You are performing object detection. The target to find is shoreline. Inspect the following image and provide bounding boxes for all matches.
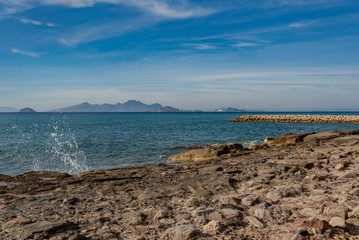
[1,130,359,239]
[231,114,359,124]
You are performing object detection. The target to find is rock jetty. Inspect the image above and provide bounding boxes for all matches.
[231,115,359,124]
[1,130,359,239]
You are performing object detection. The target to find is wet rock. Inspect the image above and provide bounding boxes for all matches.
[329,217,346,228]
[163,225,201,240]
[245,216,265,228]
[228,143,244,152]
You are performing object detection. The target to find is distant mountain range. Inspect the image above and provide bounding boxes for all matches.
[1,100,249,113]
[50,100,163,112]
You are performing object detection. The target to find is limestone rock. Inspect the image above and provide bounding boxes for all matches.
[168,145,230,162]
[191,207,215,217]
[122,211,146,225]
[245,216,265,228]
[163,225,201,240]
[282,233,307,240]
[202,220,222,234]
[298,208,321,217]
[241,194,260,206]
[329,217,346,228]
[266,185,301,201]
[265,132,313,147]
[249,207,272,222]
[323,204,348,219]
[220,208,240,218]
[297,219,330,233]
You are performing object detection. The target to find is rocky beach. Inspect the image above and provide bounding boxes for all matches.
[1,129,359,239]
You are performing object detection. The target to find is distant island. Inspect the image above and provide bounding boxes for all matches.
[19,108,37,113]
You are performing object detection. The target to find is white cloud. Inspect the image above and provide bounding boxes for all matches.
[289,20,317,28]
[11,48,40,57]
[19,17,41,25]
[182,43,216,50]
[231,42,258,47]
[18,17,58,27]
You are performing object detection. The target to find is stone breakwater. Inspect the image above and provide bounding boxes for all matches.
[1,130,359,239]
[231,115,359,124]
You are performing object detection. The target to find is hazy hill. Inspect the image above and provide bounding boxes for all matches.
[19,108,37,113]
[0,107,18,112]
[51,100,163,112]
[214,107,247,112]
[145,106,201,112]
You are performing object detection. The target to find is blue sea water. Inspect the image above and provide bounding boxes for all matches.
[0,112,358,176]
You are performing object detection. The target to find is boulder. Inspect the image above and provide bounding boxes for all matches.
[168,145,230,162]
[265,132,313,147]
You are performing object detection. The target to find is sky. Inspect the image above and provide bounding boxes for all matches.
[0,0,359,111]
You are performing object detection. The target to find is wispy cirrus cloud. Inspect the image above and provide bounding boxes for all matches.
[231,42,259,47]
[18,17,57,27]
[1,0,216,19]
[289,20,317,28]
[182,43,216,50]
[11,48,42,57]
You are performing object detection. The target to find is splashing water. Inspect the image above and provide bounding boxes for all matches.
[9,114,89,175]
[44,124,88,175]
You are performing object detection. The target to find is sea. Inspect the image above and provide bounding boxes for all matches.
[1,112,358,176]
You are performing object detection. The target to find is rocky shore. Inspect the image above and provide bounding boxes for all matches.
[1,130,359,239]
[230,115,359,124]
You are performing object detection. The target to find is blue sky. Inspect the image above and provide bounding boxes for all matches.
[0,0,359,111]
